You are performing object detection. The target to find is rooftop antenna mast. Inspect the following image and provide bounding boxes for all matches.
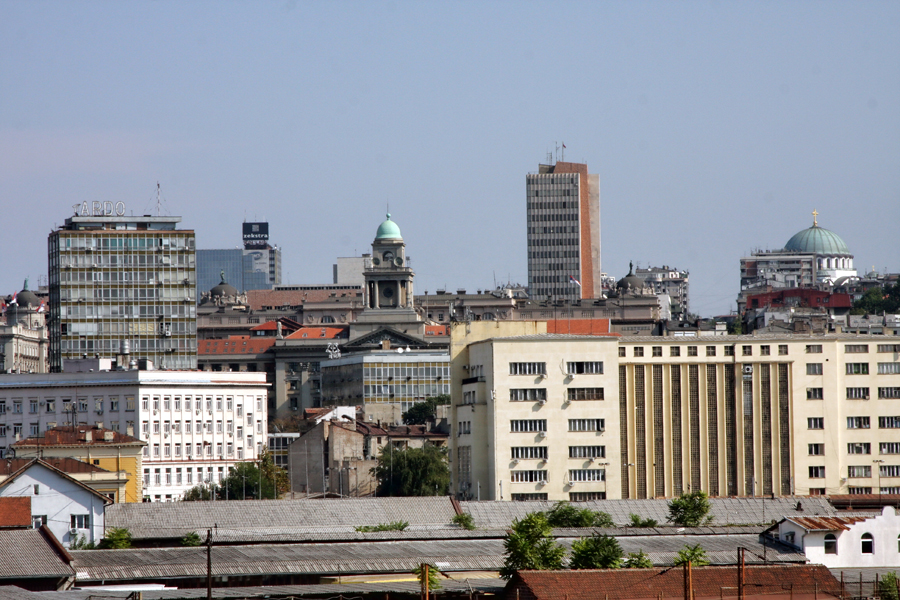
[156,182,161,216]
[560,141,565,162]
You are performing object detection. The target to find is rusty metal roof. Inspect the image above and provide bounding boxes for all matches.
[783,515,871,532]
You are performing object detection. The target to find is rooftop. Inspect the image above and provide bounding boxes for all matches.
[0,528,74,580]
[12,425,144,448]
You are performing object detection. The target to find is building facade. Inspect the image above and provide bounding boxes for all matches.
[526,161,601,302]
[0,368,268,501]
[47,207,197,371]
[196,221,282,295]
[634,265,690,321]
[449,325,900,501]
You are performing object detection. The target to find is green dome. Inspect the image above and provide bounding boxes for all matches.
[784,225,850,255]
[375,213,402,240]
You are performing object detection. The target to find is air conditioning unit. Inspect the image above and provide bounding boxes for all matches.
[599,428,605,434]
[589,457,596,463]
[539,480,548,486]
[567,373,576,380]
[743,365,753,374]
[96,410,103,415]
[538,399,547,405]
[70,528,78,535]
[512,458,520,465]
[539,373,547,380]
[539,431,547,438]
[195,410,201,415]
[153,410,158,415]
[164,433,169,438]
[163,329,172,337]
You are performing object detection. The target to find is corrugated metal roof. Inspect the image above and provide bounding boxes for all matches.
[0,529,74,580]
[784,515,870,532]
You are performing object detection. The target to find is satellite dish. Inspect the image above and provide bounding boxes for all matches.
[396,347,404,354]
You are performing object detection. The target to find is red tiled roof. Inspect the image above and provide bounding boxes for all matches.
[546,318,615,336]
[247,289,360,310]
[284,326,348,340]
[0,497,31,528]
[425,324,449,336]
[250,321,280,331]
[199,336,276,355]
[784,515,871,532]
[12,425,143,448]
[507,564,841,600]
[0,457,109,476]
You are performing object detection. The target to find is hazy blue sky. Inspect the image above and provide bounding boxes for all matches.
[1,1,898,315]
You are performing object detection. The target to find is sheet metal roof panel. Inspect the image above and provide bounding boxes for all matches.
[0,529,74,579]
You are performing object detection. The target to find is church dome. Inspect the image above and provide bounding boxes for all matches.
[210,272,239,298]
[14,280,40,310]
[616,263,647,295]
[784,222,850,256]
[375,213,402,240]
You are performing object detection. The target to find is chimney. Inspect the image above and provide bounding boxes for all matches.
[103,431,114,442]
[381,339,391,350]
[82,430,92,443]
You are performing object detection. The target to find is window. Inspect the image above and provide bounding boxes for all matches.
[742,345,752,356]
[33,484,40,495]
[809,466,825,478]
[216,420,223,433]
[861,533,874,554]
[724,346,735,356]
[509,388,547,402]
[687,346,698,357]
[779,345,788,356]
[846,344,869,353]
[847,443,870,455]
[511,420,546,432]
[807,388,824,400]
[847,417,870,429]
[569,469,606,482]
[633,347,644,357]
[567,388,604,401]
[174,397,181,410]
[846,363,869,375]
[808,444,824,456]
[806,363,823,375]
[880,442,900,455]
[670,347,681,357]
[153,422,160,434]
[185,444,192,456]
[153,444,159,457]
[879,416,900,428]
[187,468,193,484]
[808,417,824,429]
[706,346,716,357]
[110,399,118,411]
[165,468,172,485]
[29,400,37,414]
[824,534,837,554]
[878,362,900,374]
[216,398,223,411]
[569,446,605,459]
[880,465,900,478]
[512,493,548,501]
[846,387,870,400]
[163,397,170,410]
[809,488,826,496]
[566,361,603,375]
[849,486,872,495]
[806,344,823,354]
[848,466,871,478]
[71,514,90,530]
[143,469,150,487]
[511,446,548,460]
[877,344,900,353]
[568,419,605,432]
[509,362,546,376]
[760,345,770,356]
[510,470,547,483]
[618,347,626,357]
[32,515,47,528]
[652,347,663,357]
[216,443,223,456]
[879,387,900,399]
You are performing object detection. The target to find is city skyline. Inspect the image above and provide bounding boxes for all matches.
[1,2,898,315]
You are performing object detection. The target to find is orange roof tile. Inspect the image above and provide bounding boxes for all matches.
[0,497,31,528]
[247,289,360,310]
[284,326,348,340]
[0,457,110,476]
[546,318,615,336]
[13,425,143,448]
[199,336,276,355]
[425,324,450,336]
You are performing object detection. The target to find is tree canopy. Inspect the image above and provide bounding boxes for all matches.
[673,544,710,566]
[402,395,451,425]
[667,491,712,527]
[371,443,450,496]
[500,512,565,579]
[545,501,614,528]
[850,283,900,315]
[570,534,623,569]
[624,550,654,569]
[182,448,289,501]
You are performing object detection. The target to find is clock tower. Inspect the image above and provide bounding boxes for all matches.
[364,213,415,310]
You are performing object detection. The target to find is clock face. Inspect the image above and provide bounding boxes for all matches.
[372,257,380,265]
[394,257,403,266]
[383,287,394,298]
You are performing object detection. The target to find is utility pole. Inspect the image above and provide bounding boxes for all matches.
[738,547,745,600]
[206,529,212,600]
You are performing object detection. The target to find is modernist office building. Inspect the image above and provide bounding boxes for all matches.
[526,161,601,302]
[47,206,197,371]
[449,322,900,502]
[196,221,282,295]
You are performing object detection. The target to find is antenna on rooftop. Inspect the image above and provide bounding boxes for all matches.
[156,182,161,216]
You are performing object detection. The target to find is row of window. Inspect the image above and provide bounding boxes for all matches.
[0,395,263,416]
[508,387,605,401]
[619,343,900,358]
[510,446,606,460]
[510,492,608,502]
[509,362,604,376]
[809,464,900,478]
[810,442,900,457]
[509,469,606,483]
[141,418,261,435]
[144,465,222,487]
[808,416,900,429]
[144,441,259,458]
[509,419,605,432]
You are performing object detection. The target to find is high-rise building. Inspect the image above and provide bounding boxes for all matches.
[196,221,282,295]
[526,161,601,302]
[48,205,197,371]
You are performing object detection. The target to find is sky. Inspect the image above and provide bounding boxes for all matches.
[1,1,898,316]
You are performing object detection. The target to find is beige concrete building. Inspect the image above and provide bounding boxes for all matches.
[449,328,900,501]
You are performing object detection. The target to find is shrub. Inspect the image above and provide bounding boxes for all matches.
[570,534,623,569]
[452,513,476,530]
[355,521,409,532]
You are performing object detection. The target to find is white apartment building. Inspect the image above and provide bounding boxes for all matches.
[0,367,268,501]
[450,326,900,501]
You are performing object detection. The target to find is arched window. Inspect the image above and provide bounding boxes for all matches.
[321,316,335,324]
[824,533,837,554]
[861,533,874,554]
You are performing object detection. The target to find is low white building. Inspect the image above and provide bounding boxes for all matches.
[773,506,900,568]
[0,365,268,501]
[0,459,109,547]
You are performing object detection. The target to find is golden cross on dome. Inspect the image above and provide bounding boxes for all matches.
[812,209,818,226]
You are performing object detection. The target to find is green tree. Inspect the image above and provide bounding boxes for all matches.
[570,534,624,569]
[452,513,476,530]
[546,502,614,528]
[628,514,658,527]
[372,443,450,496]
[500,512,565,579]
[851,283,900,316]
[355,521,409,532]
[878,572,899,600]
[181,531,202,546]
[402,395,451,425]
[97,527,132,549]
[413,563,442,591]
[667,491,712,527]
[673,544,710,567]
[69,534,96,550]
[624,550,654,569]
[182,483,215,501]
[183,449,290,501]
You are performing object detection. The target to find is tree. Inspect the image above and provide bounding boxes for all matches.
[182,483,215,501]
[182,448,290,501]
[851,283,900,316]
[628,514,658,527]
[69,534,95,550]
[452,513,476,530]
[372,443,450,496]
[402,395,451,425]
[355,521,408,532]
[546,502,614,528]
[413,563,442,591]
[97,527,132,549]
[878,572,899,600]
[624,550,654,569]
[673,544,710,567]
[667,491,712,527]
[181,531,202,546]
[570,534,623,569]
[500,512,565,579]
